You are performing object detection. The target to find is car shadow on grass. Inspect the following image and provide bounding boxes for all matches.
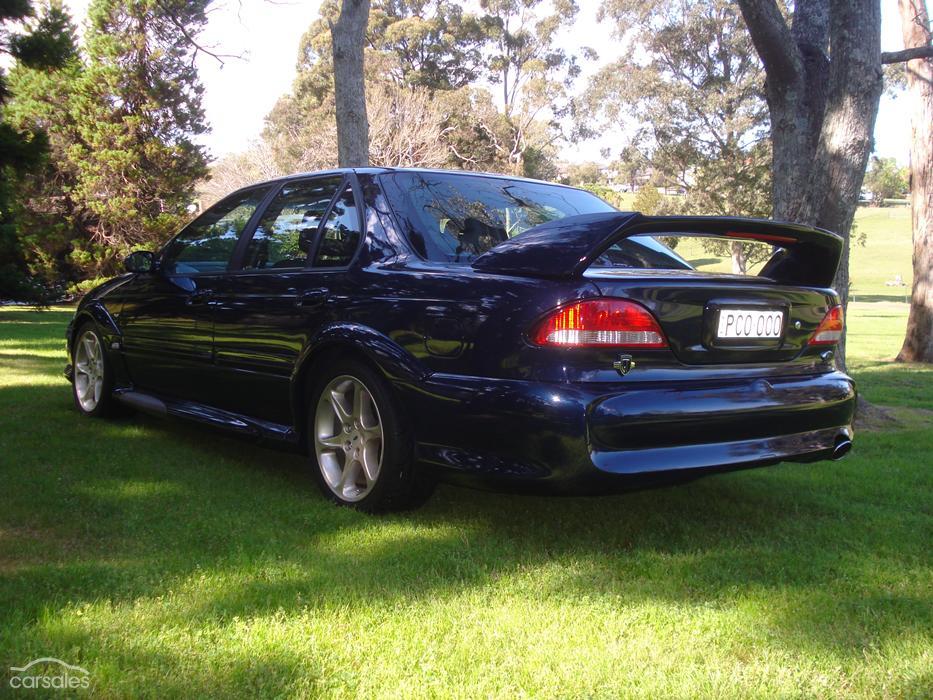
[1,380,931,677]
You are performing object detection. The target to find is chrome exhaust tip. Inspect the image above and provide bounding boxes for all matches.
[831,438,852,461]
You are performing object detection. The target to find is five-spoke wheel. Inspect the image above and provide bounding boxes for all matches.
[314,375,384,502]
[308,361,434,512]
[73,327,108,414]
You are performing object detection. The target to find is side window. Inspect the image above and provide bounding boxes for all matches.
[314,183,362,267]
[162,188,267,275]
[243,177,343,270]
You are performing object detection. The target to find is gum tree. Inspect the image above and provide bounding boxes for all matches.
[331,0,371,167]
[737,0,928,367]
[896,0,933,363]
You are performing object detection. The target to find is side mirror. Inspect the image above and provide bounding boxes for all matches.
[124,250,156,274]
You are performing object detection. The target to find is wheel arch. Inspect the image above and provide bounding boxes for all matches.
[69,302,122,356]
[290,322,429,444]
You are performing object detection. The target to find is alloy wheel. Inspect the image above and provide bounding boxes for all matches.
[314,375,384,502]
[74,330,105,412]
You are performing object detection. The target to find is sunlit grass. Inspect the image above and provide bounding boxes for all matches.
[1,300,931,697]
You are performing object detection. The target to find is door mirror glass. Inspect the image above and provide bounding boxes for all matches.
[124,250,155,273]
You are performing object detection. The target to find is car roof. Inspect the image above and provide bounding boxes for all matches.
[244,166,583,191]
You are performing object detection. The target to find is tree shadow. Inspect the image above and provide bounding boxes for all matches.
[848,293,911,303]
[1,375,931,689]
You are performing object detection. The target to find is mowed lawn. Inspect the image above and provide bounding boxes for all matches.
[1,210,931,697]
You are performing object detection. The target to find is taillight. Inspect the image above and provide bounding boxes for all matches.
[531,299,668,348]
[808,305,844,345]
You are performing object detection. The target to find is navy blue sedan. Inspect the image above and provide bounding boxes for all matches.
[65,168,856,511]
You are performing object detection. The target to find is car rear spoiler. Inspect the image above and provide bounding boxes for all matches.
[470,212,844,288]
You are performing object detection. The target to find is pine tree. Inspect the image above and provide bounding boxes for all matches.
[67,0,210,257]
[0,0,77,299]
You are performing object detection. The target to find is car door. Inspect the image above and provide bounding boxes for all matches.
[118,186,270,404]
[209,175,364,424]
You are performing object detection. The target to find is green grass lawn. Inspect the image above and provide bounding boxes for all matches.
[2,259,931,695]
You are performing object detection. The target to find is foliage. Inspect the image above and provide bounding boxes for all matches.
[370,0,490,91]
[262,0,582,180]
[477,0,588,171]
[579,183,624,208]
[266,77,450,175]
[0,0,77,301]
[64,274,110,299]
[68,0,210,255]
[6,54,84,286]
[632,185,662,215]
[6,0,211,285]
[587,0,771,272]
[864,156,909,205]
[611,146,650,191]
[589,0,769,193]
[198,141,284,209]
[265,0,456,173]
[0,262,63,307]
[561,161,603,186]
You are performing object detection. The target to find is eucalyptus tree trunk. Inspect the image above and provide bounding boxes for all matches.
[731,241,748,275]
[331,0,370,167]
[738,0,885,369]
[896,0,933,363]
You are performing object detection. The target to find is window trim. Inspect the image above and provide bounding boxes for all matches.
[227,172,367,275]
[306,174,366,270]
[158,184,274,278]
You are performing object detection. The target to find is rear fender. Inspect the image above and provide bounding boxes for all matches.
[290,322,430,433]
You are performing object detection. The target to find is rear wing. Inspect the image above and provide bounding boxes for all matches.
[471,212,843,288]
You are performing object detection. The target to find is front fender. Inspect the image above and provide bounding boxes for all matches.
[68,301,122,354]
[66,296,131,388]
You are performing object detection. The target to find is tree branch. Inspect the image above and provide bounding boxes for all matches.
[881,45,933,63]
[156,0,243,67]
[737,0,802,87]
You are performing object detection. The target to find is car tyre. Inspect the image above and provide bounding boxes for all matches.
[71,322,119,418]
[308,360,434,512]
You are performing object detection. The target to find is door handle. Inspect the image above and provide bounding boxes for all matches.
[185,290,212,306]
[295,288,330,308]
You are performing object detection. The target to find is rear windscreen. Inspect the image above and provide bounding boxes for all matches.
[589,234,781,276]
[591,236,693,270]
[381,171,616,262]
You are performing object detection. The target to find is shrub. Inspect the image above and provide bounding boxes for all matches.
[0,263,63,309]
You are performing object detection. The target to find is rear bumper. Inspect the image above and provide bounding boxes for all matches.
[399,370,856,491]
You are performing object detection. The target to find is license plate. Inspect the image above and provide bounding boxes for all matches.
[716,309,784,340]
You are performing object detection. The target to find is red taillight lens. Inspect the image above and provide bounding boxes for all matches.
[531,299,668,348]
[808,305,844,345]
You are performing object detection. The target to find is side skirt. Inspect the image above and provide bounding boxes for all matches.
[113,389,301,447]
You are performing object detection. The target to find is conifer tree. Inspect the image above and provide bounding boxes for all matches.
[68,0,210,253]
[0,0,76,298]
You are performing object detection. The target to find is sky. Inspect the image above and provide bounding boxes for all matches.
[63,0,911,166]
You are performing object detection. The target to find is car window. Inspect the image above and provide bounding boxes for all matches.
[313,183,362,267]
[243,176,344,270]
[162,187,268,275]
[381,171,617,262]
[591,236,693,270]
